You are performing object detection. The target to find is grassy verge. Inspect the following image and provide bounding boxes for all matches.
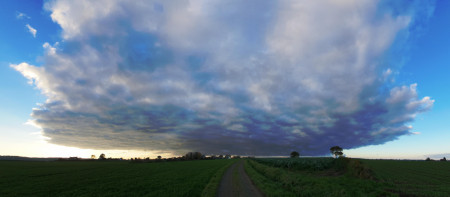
[244,160,296,196]
[245,159,394,197]
[201,159,237,197]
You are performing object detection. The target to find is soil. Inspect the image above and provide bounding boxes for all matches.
[217,160,264,197]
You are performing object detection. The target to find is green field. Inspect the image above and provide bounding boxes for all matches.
[250,157,335,171]
[362,159,450,196]
[1,158,449,197]
[0,159,236,197]
[245,158,450,197]
[245,158,391,196]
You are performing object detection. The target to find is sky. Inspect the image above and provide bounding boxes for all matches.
[0,0,448,159]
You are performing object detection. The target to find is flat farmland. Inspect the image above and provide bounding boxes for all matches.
[0,159,236,197]
[362,159,450,196]
[245,158,450,196]
[245,158,391,196]
[2,158,449,196]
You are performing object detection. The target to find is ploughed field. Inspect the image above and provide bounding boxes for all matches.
[245,157,450,196]
[0,159,235,196]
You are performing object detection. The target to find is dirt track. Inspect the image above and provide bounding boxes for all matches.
[217,160,263,197]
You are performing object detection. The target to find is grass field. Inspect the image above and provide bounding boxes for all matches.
[362,159,450,196]
[0,159,236,197]
[245,158,450,197]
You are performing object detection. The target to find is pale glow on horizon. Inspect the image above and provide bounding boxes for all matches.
[0,124,173,159]
[0,139,174,159]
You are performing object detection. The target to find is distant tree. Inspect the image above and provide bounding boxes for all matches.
[98,153,106,160]
[440,157,447,161]
[185,152,193,160]
[290,151,300,158]
[185,152,203,160]
[91,155,96,159]
[157,156,162,159]
[425,157,432,161]
[193,152,202,160]
[330,146,343,158]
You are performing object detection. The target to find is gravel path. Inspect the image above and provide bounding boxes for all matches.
[217,160,263,197]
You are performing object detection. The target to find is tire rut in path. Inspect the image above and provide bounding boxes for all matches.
[217,160,263,197]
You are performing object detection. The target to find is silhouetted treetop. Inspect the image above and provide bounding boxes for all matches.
[290,151,300,158]
[330,146,343,158]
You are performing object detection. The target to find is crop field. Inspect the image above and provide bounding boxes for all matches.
[245,158,390,196]
[246,158,450,197]
[362,159,450,196]
[252,157,335,171]
[2,158,449,197]
[0,159,236,197]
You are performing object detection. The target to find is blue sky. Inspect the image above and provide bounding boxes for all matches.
[0,0,448,159]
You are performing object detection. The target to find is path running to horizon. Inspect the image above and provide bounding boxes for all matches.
[217,160,263,197]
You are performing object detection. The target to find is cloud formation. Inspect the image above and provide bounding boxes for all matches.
[13,0,434,155]
[16,11,30,19]
[25,24,37,37]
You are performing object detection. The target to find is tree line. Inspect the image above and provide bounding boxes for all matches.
[88,152,242,163]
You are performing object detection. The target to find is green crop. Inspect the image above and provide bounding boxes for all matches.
[253,157,335,171]
[246,158,450,196]
[245,159,392,197]
[362,159,450,196]
[0,159,236,197]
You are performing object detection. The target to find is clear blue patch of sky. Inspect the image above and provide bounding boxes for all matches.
[393,0,450,152]
[0,0,59,125]
[399,0,450,100]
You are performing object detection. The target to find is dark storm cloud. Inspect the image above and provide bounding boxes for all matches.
[12,0,434,155]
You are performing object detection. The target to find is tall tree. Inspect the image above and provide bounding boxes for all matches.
[330,146,343,158]
[290,151,300,158]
